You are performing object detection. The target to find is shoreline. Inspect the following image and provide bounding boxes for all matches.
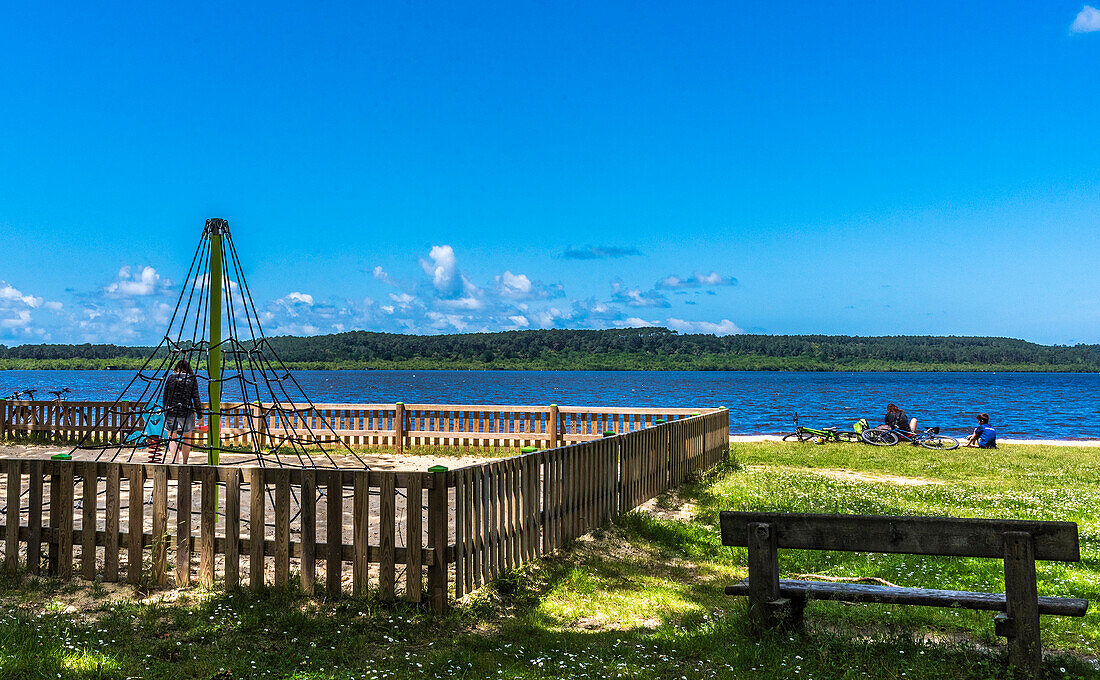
[729,435,1100,447]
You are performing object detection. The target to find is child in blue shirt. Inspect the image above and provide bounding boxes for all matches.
[964,413,997,449]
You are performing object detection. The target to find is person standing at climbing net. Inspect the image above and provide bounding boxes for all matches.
[163,359,203,464]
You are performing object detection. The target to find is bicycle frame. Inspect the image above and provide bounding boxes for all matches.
[889,428,937,443]
[787,413,859,443]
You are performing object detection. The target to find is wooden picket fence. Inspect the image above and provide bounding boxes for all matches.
[0,409,729,612]
[0,400,718,450]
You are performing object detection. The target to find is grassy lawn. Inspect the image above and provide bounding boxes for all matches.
[0,442,1097,679]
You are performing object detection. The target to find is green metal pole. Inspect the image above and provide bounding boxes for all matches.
[207,219,224,466]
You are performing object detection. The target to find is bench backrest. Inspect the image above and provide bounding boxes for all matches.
[720,512,1080,562]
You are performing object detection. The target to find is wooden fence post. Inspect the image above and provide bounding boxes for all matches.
[225,468,241,590]
[395,402,406,454]
[5,460,20,571]
[27,461,43,575]
[427,468,450,614]
[249,468,266,590]
[127,465,145,585]
[0,400,9,439]
[249,402,266,452]
[47,466,60,575]
[300,470,316,595]
[57,462,74,579]
[175,466,191,586]
[325,470,343,599]
[151,465,168,586]
[549,404,559,448]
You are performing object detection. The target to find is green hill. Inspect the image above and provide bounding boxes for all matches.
[1,328,1098,371]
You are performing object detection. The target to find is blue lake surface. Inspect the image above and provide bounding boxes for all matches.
[1,370,1096,440]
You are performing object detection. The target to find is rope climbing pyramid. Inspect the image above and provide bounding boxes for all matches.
[73,218,372,470]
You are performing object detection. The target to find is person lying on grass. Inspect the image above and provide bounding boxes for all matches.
[964,413,997,448]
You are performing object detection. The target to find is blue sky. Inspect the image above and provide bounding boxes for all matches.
[1,2,1098,346]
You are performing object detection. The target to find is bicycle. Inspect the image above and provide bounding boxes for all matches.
[47,388,73,441]
[861,426,959,449]
[5,389,46,441]
[782,413,862,444]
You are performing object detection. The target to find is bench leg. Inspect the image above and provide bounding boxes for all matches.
[1003,531,1041,678]
[747,522,803,629]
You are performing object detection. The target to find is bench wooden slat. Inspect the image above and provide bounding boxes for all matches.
[725,579,1088,617]
[720,512,1080,562]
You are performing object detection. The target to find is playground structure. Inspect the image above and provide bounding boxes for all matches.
[52,218,372,470]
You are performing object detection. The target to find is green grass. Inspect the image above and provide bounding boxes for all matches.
[0,442,1097,679]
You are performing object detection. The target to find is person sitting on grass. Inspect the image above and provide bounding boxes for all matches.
[885,403,918,433]
[965,413,997,448]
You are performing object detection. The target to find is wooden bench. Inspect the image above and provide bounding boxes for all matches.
[720,512,1088,677]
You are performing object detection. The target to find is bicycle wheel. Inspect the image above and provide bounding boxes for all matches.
[920,434,959,450]
[861,429,899,446]
[838,431,862,443]
[782,431,817,443]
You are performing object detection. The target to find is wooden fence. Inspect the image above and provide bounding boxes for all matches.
[0,400,721,450]
[0,409,729,612]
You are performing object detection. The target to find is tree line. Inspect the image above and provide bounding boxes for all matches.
[1,328,1098,371]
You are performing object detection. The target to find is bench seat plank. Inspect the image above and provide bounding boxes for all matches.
[725,579,1088,617]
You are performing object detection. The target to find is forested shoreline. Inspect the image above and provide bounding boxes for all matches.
[1,328,1097,372]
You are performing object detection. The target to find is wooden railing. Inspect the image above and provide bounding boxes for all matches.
[0,400,722,450]
[0,409,730,612]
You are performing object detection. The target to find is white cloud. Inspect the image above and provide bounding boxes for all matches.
[0,309,32,329]
[610,281,670,308]
[105,266,169,296]
[420,245,459,293]
[1,246,753,342]
[1072,5,1100,32]
[497,271,533,297]
[0,281,67,340]
[191,273,239,294]
[426,311,468,331]
[657,271,738,289]
[560,245,642,260]
[666,318,743,336]
[0,282,43,308]
[283,292,314,305]
[440,296,484,310]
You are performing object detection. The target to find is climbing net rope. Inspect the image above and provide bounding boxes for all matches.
[69,219,373,471]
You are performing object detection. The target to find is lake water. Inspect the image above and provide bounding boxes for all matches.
[1,370,1096,440]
